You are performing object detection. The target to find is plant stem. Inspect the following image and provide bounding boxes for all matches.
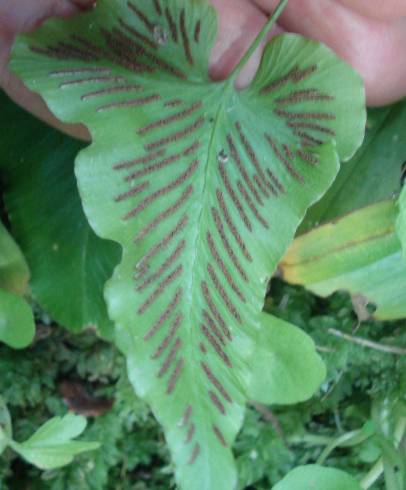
[316,428,373,465]
[360,417,406,489]
[228,0,288,84]
[0,426,9,457]
[361,460,384,490]
[328,328,406,355]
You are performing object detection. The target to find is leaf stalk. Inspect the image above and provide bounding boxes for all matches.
[228,0,289,84]
[360,417,406,489]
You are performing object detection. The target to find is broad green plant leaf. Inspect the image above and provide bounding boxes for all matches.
[8,413,100,470]
[282,201,406,320]
[248,313,326,405]
[0,220,35,348]
[397,186,406,259]
[273,465,362,490]
[0,91,121,338]
[0,288,35,348]
[10,0,365,487]
[302,100,406,232]
[0,219,29,295]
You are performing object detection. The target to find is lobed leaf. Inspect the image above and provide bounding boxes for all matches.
[282,200,406,320]
[10,0,365,487]
[0,91,121,338]
[9,413,100,470]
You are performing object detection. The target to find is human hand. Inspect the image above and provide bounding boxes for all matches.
[211,0,406,105]
[0,0,95,139]
[1,0,406,140]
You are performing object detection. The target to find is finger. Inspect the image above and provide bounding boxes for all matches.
[3,0,267,140]
[337,0,406,22]
[0,0,95,140]
[1,70,91,140]
[250,0,406,105]
[209,0,282,87]
[0,1,84,35]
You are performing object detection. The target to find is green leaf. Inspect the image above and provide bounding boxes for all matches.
[248,313,326,405]
[302,100,406,232]
[273,465,362,490]
[10,0,365,487]
[282,200,406,320]
[9,413,100,470]
[0,219,29,295]
[0,398,12,456]
[0,288,35,349]
[316,422,377,465]
[380,435,405,490]
[284,100,406,320]
[0,220,35,348]
[0,91,121,338]
[397,186,406,260]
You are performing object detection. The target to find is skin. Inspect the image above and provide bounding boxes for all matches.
[0,0,405,141]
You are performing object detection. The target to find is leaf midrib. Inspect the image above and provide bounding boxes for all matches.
[185,79,231,432]
[284,225,396,269]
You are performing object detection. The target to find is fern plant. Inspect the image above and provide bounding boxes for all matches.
[6,0,370,487]
[0,404,99,471]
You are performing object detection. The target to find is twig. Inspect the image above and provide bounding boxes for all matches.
[328,328,406,355]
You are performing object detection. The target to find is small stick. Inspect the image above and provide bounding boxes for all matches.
[328,328,406,355]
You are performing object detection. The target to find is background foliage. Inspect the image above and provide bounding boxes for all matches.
[0,279,405,489]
